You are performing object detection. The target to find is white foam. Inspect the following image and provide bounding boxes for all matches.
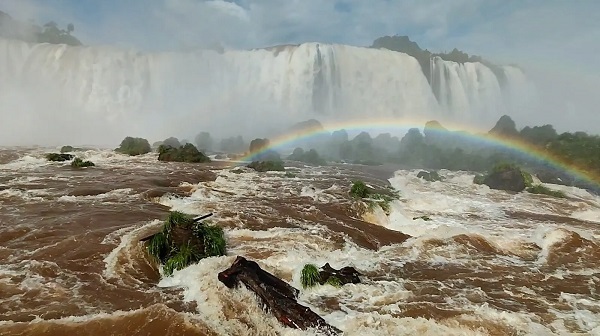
[571,208,600,223]
[58,188,136,203]
[0,155,48,170]
[102,220,161,280]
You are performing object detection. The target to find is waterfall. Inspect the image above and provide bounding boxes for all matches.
[0,38,532,145]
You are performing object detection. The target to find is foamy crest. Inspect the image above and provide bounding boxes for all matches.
[102,220,161,281]
[0,154,48,170]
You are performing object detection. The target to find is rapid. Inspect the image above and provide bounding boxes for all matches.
[1,148,599,335]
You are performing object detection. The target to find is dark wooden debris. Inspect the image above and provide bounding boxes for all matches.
[218,256,341,335]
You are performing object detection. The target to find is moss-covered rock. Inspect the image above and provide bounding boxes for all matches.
[481,163,533,192]
[413,215,431,221]
[158,144,211,163]
[301,263,361,289]
[473,175,486,185]
[417,170,442,182]
[247,160,285,172]
[162,137,182,149]
[115,137,151,156]
[526,184,566,198]
[46,153,74,162]
[60,145,83,153]
[71,157,95,168]
[145,211,226,276]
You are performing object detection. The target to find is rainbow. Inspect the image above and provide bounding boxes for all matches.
[235,118,600,187]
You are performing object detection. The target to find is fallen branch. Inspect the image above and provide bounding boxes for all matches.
[219,256,341,334]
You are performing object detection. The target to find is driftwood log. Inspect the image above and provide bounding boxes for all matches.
[218,256,341,335]
[318,263,361,285]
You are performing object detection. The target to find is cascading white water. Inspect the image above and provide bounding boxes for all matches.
[0,38,532,145]
[431,56,531,127]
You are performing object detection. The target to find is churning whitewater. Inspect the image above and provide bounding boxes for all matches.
[0,148,599,335]
[0,38,532,145]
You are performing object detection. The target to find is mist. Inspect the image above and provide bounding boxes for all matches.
[0,0,598,147]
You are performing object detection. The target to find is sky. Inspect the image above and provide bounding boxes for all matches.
[1,0,599,136]
[2,0,598,68]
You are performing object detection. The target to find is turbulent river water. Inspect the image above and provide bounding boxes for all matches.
[1,148,599,336]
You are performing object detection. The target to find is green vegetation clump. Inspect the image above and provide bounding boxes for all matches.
[526,184,566,198]
[163,242,203,276]
[301,264,320,289]
[196,225,227,257]
[115,137,151,156]
[325,276,343,288]
[413,215,431,221]
[46,153,74,162]
[491,162,518,173]
[71,157,95,168]
[522,171,534,188]
[350,181,369,198]
[158,144,211,163]
[146,211,226,276]
[247,160,285,172]
[351,180,400,214]
[368,193,397,215]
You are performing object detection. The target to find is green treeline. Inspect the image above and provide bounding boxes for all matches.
[0,10,82,46]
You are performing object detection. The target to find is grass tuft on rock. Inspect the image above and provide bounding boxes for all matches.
[526,184,566,198]
[163,243,203,276]
[198,225,226,257]
[145,211,227,277]
[147,231,169,262]
[301,264,320,289]
[325,276,343,288]
[349,180,369,198]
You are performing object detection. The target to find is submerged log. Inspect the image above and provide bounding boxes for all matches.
[219,256,341,335]
[318,263,361,286]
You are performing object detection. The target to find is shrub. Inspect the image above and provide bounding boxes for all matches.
[350,180,369,198]
[325,276,343,288]
[146,211,226,276]
[369,193,396,214]
[300,264,320,289]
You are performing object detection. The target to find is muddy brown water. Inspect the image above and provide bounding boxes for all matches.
[1,148,599,335]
